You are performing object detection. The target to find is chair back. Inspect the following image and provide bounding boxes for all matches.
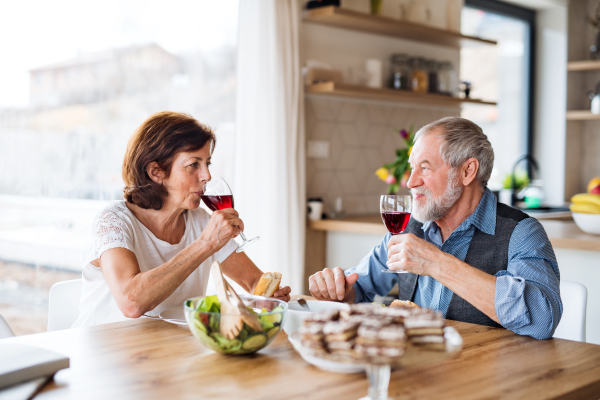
[0,314,15,339]
[48,279,82,332]
[554,280,587,342]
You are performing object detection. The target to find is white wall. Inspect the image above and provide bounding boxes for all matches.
[326,231,384,270]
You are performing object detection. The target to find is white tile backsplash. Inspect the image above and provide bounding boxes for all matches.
[305,96,459,215]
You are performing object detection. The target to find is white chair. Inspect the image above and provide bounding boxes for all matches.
[47,279,82,332]
[553,280,587,342]
[0,313,15,339]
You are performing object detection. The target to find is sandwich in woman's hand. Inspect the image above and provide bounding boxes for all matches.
[253,272,282,297]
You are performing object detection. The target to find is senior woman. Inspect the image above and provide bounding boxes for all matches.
[72,111,290,327]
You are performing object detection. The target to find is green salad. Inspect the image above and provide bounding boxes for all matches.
[186,296,284,355]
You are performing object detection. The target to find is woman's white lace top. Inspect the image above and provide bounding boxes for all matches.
[72,201,238,328]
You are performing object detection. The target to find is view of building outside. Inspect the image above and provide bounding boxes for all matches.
[461,6,530,189]
[0,0,239,334]
[1,0,239,200]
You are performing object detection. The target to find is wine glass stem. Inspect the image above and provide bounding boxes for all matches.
[365,364,391,400]
[239,232,248,241]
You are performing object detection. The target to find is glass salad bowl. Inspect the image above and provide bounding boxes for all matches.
[184,294,288,355]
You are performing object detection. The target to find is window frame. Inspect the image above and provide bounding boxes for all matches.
[464,0,537,177]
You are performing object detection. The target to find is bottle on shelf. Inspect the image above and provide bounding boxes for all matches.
[389,53,411,90]
[427,60,439,94]
[437,61,458,96]
[410,57,428,93]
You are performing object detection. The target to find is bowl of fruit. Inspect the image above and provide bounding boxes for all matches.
[570,178,600,235]
[184,294,287,355]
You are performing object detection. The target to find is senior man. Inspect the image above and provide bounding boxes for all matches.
[309,117,562,340]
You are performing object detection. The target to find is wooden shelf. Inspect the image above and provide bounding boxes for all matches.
[567,60,600,72]
[566,110,600,120]
[306,82,497,106]
[302,6,496,48]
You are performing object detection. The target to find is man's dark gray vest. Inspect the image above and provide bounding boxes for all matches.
[398,202,529,328]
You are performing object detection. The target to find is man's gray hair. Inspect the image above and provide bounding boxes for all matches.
[414,117,494,187]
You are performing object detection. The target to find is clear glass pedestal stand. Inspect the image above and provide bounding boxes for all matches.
[358,363,393,400]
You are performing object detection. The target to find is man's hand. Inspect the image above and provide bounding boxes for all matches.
[386,233,454,277]
[308,267,358,302]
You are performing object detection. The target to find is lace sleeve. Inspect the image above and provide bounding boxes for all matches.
[92,208,134,260]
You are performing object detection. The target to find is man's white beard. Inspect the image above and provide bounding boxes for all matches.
[411,170,464,223]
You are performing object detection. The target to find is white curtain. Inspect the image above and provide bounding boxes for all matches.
[233,0,305,294]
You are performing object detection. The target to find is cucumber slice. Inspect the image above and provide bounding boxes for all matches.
[271,306,284,323]
[242,334,267,350]
[195,329,221,352]
[267,327,280,339]
[192,319,207,334]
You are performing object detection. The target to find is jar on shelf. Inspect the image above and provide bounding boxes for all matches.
[427,60,439,94]
[438,61,458,96]
[409,57,428,93]
[389,53,411,90]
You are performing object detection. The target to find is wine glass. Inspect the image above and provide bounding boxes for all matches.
[201,177,260,253]
[380,195,411,274]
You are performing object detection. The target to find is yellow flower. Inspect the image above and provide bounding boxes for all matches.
[375,168,389,181]
[408,145,413,155]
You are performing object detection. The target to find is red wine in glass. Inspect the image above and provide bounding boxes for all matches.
[202,178,259,253]
[381,211,411,235]
[201,195,234,212]
[380,195,412,274]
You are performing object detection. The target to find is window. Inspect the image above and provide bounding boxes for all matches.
[460,0,535,186]
[0,0,239,335]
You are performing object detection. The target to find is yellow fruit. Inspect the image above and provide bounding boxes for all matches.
[571,193,600,207]
[570,203,600,214]
[588,177,600,193]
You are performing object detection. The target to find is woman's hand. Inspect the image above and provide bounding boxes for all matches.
[199,209,244,252]
[273,286,291,302]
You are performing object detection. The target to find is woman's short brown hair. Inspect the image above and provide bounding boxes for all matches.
[122,111,216,210]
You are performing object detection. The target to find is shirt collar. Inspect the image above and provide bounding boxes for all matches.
[421,187,497,236]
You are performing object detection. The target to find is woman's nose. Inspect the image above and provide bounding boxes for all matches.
[200,168,211,183]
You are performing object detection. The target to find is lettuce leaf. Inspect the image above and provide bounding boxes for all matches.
[196,295,220,313]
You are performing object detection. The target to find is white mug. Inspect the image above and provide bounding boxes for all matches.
[308,200,323,221]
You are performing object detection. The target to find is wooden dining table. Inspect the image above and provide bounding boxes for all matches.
[4,312,600,400]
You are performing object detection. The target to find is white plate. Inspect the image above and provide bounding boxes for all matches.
[289,332,366,373]
[157,307,187,325]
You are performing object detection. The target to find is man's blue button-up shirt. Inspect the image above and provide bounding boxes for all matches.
[346,188,562,340]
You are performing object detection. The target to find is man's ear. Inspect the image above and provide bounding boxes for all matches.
[146,162,165,185]
[461,158,479,186]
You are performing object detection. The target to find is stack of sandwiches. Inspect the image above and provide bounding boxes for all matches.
[299,309,341,356]
[299,322,327,356]
[355,318,407,363]
[323,320,361,360]
[297,302,447,362]
[403,309,446,350]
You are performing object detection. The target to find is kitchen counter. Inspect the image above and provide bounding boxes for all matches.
[308,215,600,252]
